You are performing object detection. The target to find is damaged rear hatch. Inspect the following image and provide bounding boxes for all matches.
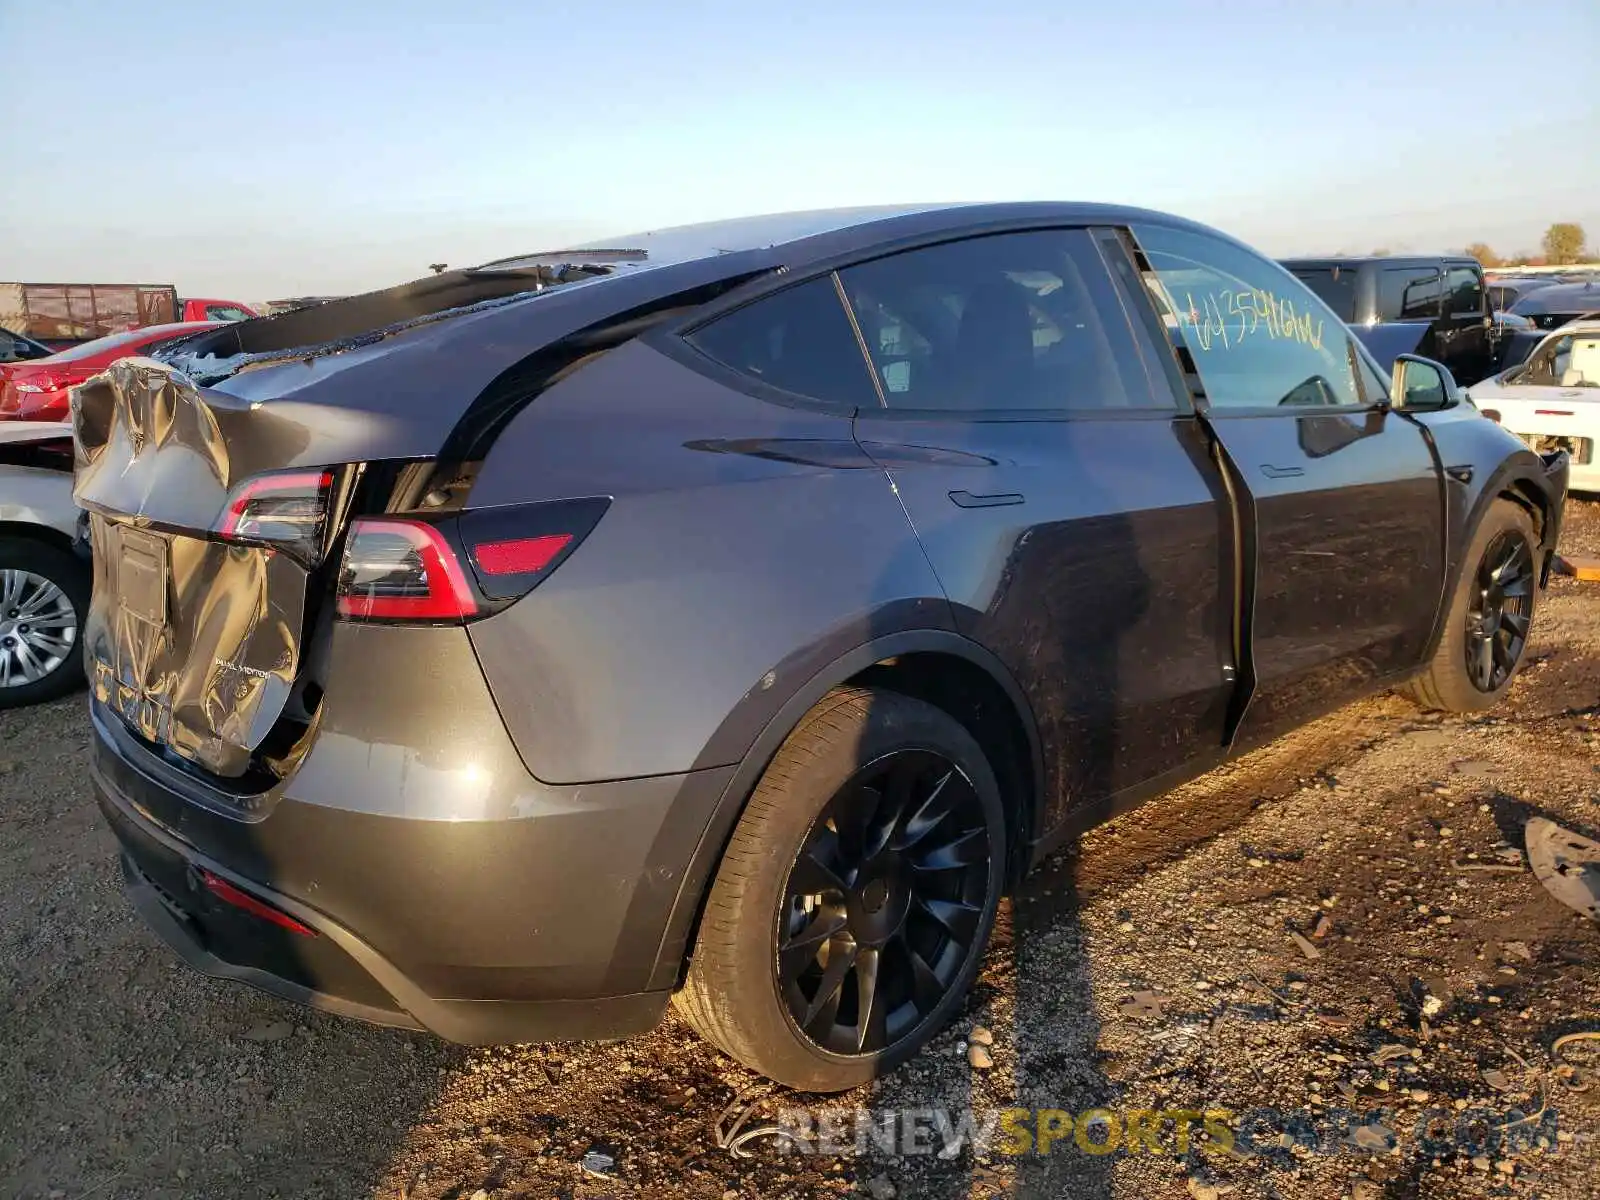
[72,249,764,788]
[74,358,362,779]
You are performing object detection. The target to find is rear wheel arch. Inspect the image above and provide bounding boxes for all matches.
[654,631,1043,990]
[845,651,1039,880]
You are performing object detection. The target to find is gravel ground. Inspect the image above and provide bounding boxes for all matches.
[3,498,1598,1200]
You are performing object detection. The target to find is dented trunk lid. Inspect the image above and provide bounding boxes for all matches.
[73,358,360,779]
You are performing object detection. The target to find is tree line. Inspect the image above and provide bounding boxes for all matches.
[1464,223,1589,268]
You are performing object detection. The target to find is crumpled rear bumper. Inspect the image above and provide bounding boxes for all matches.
[98,759,679,1044]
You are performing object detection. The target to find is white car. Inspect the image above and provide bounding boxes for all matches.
[1469,318,1600,494]
[0,420,87,707]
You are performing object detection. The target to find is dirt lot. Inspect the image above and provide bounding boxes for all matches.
[3,500,1598,1200]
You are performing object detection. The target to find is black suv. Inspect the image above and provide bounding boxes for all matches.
[80,205,1567,1091]
[1281,255,1498,384]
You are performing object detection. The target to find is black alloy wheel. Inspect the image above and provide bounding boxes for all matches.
[1464,528,1534,693]
[778,748,992,1057]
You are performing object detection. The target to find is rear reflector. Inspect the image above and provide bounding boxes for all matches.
[472,534,572,576]
[456,496,611,602]
[1534,409,1575,417]
[215,470,333,561]
[200,870,318,937]
[335,517,479,622]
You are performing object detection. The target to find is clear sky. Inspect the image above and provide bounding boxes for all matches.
[2,0,1595,301]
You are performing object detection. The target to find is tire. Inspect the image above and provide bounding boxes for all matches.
[675,686,1007,1092]
[1408,498,1538,713]
[0,537,91,709]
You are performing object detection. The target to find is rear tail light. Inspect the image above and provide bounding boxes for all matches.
[334,497,611,623]
[214,470,333,561]
[335,518,479,621]
[1481,408,1502,424]
[0,374,70,420]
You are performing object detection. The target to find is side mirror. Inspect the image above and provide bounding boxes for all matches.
[1390,354,1461,411]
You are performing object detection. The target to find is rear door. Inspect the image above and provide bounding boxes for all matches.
[841,227,1236,836]
[1129,223,1446,749]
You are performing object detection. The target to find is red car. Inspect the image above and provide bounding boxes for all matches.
[0,321,224,421]
[180,298,257,322]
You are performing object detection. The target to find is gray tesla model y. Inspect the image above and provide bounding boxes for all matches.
[76,204,1567,1090]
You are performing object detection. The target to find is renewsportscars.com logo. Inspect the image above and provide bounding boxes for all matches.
[768,1103,1560,1160]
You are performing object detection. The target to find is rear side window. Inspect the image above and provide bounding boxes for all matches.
[1445,267,1484,317]
[205,305,254,322]
[837,229,1153,412]
[1290,268,1358,322]
[686,277,878,408]
[1379,268,1443,321]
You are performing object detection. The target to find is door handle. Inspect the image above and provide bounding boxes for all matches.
[1259,464,1305,479]
[948,490,1025,508]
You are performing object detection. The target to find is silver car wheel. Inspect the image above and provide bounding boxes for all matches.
[0,568,78,688]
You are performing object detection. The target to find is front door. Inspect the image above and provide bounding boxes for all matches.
[840,227,1236,836]
[1129,222,1446,749]
[1437,264,1495,384]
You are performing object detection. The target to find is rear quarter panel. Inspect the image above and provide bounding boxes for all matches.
[465,340,950,784]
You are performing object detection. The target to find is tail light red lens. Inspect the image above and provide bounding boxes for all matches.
[214,470,334,561]
[456,496,611,602]
[0,375,69,421]
[472,534,572,576]
[335,517,479,621]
